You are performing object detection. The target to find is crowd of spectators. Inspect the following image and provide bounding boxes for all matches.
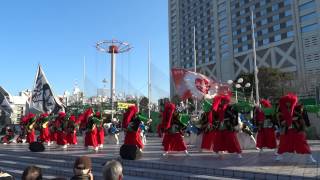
[0,156,123,180]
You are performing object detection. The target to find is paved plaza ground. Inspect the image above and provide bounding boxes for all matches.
[0,135,319,179]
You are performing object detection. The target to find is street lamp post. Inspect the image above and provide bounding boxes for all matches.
[228,78,251,102]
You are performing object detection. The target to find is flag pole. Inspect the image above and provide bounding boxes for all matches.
[83,56,86,105]
[193,26,198,112]
[148,41,151,120]
[251,10,260,105]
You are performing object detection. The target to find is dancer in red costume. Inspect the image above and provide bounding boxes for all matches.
[161,102,188,156]
[50,114,59,144]
[0,126,14,144]
[276,94,316,163]
[200,110,215,152]
[212,95,242,158]
[25,113,37,144]
[123,105,144,150]
[84,108,99,151]
[56,112,68,148]
[95,112,105,148]
[66,114,78,145]
[254,99,277,152]
[38,113,51,145]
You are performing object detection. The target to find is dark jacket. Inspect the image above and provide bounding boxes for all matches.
[70,174,91,180]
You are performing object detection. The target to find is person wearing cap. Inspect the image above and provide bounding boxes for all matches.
[70,156,93,180]
[102,160,123,180]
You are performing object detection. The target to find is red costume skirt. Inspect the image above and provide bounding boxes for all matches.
[201,131,215,150]
[50,131,58,142]
[85,128,98,147]
[67,131,77,145]
[124,129,144,149]
[39,127,50,143]
[162,132,187,152]
[277,129,311,154]
[1,135,11,143]
[97,128,105,145]
[213,130,241,153]
[256,128,277,149]
[27,130,35,143]
[57,131,67,145]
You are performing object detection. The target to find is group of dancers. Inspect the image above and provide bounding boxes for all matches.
[156,93,317,163]
[0,93,317,163]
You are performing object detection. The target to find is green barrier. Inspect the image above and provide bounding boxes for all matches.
[305,105,320,113]
[261,107,275,116]
[233,100,254,113]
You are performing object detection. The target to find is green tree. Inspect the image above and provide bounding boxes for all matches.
[139,96,149,112]
[236,67,293,101]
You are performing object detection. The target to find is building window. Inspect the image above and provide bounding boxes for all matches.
[261,9,267,16]
[262,28,268,35]
[272,4,278,11]
[242,36,247,41]
[273,15,279,21]
[274,34,281,41]
[299,0,315,11]
[260,0,266,6]
[263,38,269,45]
[243,45,248,51]
[261,19,267,25]
[233,31,237,36]
[286,19,293,26]
[287,31,293,37]
[240,9,245,15]
[233,39,238,45]
[241,27,246,33]
[284,10,291,17]
[300,12,316,22]
[301,23,319,33]
[284,0,291,6]
[273,24,280,31]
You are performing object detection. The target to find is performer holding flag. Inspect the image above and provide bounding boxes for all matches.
[276,94,316,163]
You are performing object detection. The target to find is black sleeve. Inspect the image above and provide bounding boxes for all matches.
[303,110,311,127]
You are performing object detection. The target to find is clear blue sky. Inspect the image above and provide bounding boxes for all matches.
[0,0,170,101]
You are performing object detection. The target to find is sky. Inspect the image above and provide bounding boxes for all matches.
[0,0,170,102]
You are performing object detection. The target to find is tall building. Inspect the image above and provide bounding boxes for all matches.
[169,0,320,98]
